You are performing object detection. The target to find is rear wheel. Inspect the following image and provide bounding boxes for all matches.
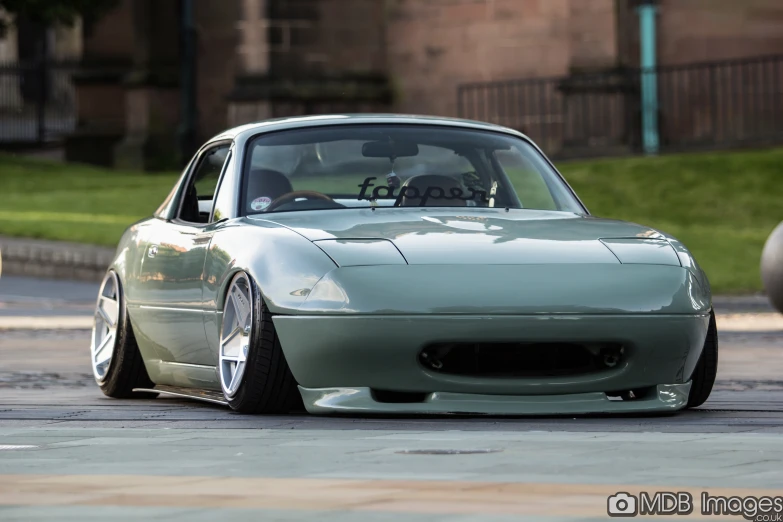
[219,271,302,413]
[91,270,156,398]
[687,309,718,408]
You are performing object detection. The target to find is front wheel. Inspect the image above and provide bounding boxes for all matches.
[219,271,302,413]
[687,309,718,408]
[91,270,156,398]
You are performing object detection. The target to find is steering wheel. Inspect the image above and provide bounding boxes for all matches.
[265,190,335,212]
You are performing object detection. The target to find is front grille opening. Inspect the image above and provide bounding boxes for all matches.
[420,342,625,378]
[372,389,429,403]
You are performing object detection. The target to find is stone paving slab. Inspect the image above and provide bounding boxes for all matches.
[1,430,783,519]
[0,506,566,522]
[1,506,559,522]
[2,400,783,521]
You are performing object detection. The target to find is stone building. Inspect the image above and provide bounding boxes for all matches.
[59,0,783,168]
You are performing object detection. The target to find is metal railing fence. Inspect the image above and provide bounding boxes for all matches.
[0,60,82,146]
[458,55,783,158]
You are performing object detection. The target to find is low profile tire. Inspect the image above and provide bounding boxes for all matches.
[91,270,156,398]
[219,271,302,413]
[687,309,718,408]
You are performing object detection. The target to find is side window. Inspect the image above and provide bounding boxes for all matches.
[211,150,235,223]
[179,144,230,224]
[155,156,195,219]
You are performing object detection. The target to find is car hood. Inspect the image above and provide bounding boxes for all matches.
[250,208,675,265]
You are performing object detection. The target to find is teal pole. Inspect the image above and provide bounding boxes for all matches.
[637,1,659,154]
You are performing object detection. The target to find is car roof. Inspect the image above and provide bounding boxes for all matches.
[207,114,528,143]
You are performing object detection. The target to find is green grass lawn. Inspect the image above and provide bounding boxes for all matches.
[0,148,780,293]
[0,157,178,246]
[557,149,782,295]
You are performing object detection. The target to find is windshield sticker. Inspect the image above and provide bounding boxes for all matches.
[251,196,272,211]
[357,177,489,206]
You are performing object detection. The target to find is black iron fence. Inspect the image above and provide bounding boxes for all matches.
[458,55,783,159]
[0,60,82,147]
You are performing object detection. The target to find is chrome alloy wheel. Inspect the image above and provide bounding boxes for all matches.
[91,271,121,382]
[220,273,253,398]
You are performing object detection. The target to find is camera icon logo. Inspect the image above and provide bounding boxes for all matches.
[608,492,638,517]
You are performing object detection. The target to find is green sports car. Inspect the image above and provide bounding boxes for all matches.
[90,114,717,415]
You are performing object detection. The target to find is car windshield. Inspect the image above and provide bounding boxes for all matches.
[241,124,584,215]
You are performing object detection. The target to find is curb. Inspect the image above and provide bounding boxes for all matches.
[0,236,114,282]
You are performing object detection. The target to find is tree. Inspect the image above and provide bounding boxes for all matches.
[0,0,118,35]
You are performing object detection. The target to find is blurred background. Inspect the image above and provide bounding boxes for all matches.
[0,0,781,295]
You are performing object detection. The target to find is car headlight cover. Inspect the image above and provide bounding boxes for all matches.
[599,238,681,266]
[313,239,407,267]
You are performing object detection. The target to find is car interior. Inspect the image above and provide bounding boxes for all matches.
[239,137,515,213]
[178,128,566,223]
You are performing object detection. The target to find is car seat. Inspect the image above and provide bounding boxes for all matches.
[246,169,293,212]
[180,184,202,223]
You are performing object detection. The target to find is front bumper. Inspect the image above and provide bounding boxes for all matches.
[299,383,692,415]
[273,313,710,415]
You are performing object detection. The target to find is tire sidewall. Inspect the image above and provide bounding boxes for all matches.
[687,309,718,408]
[225,272,264,409]
[97,270,128,393]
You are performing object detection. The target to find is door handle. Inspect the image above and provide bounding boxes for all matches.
[148,245,159,258]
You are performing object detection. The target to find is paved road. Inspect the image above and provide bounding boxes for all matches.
[1,276,782,521]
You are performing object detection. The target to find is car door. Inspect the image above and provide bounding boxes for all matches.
[132,143,232,370]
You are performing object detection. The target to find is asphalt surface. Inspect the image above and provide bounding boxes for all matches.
[1,275,782,521]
